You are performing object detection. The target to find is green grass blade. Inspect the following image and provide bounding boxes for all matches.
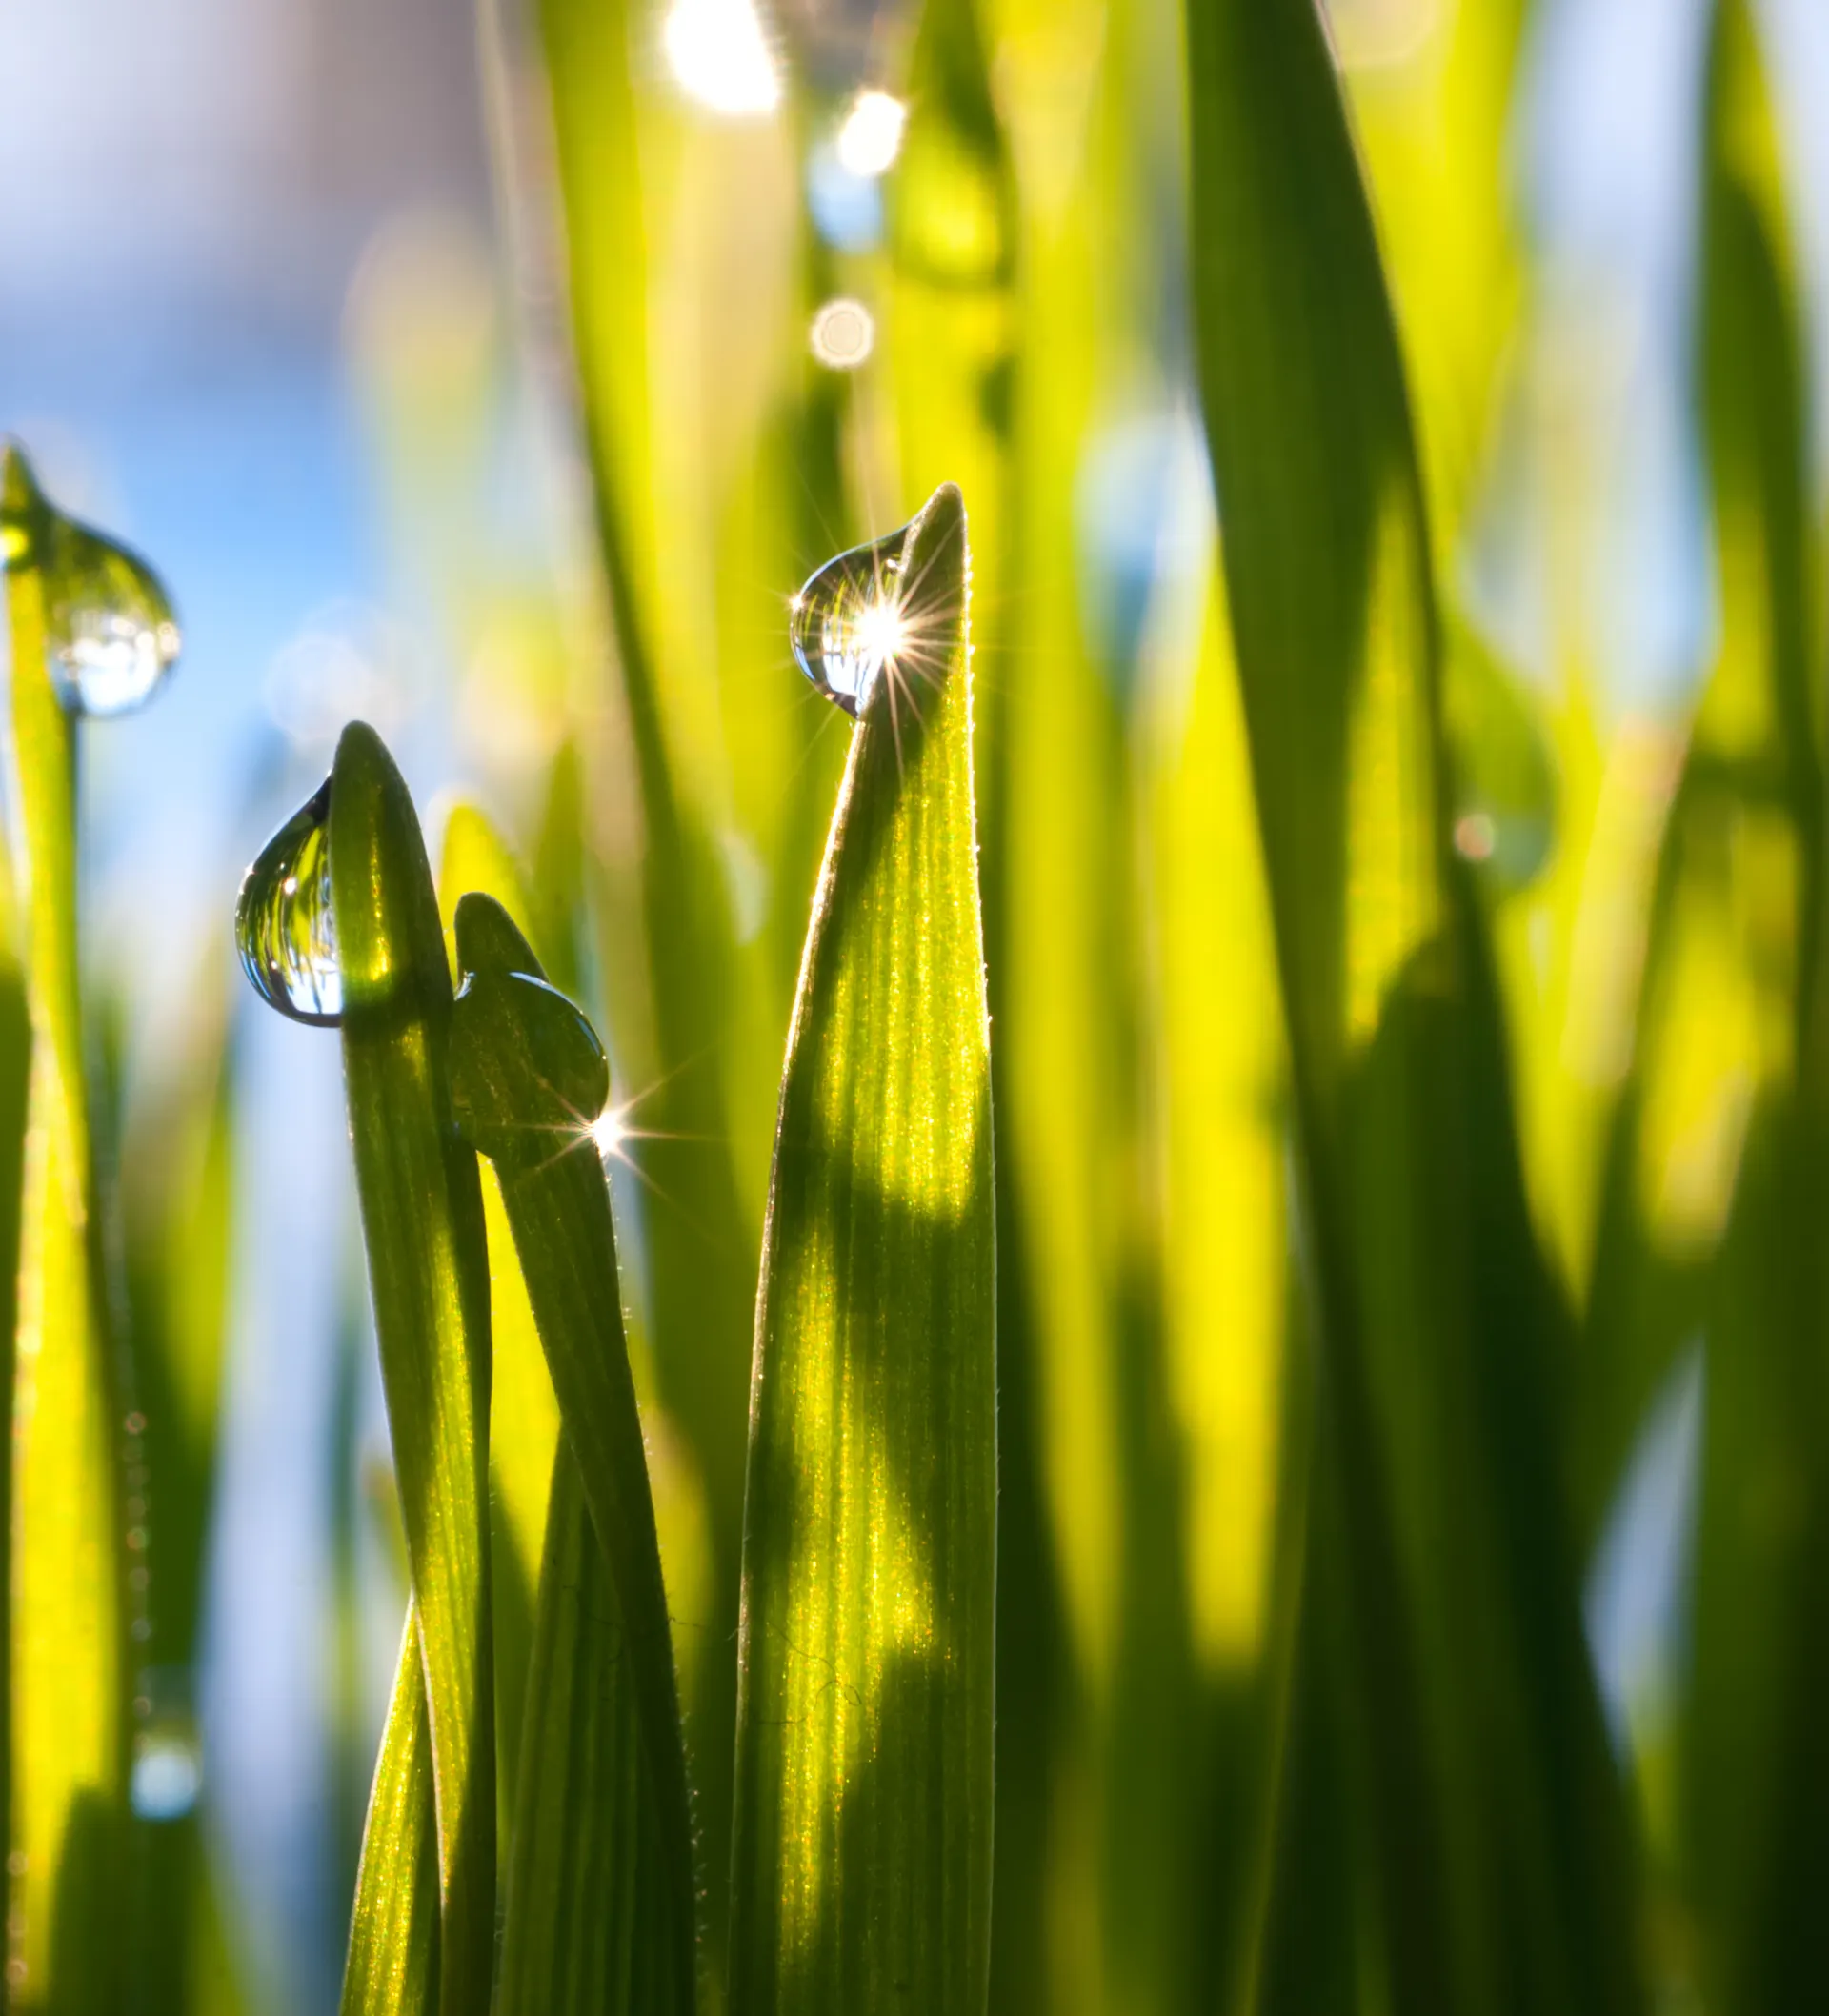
[1664,5,1829,2002]
[435,805,561,1829]
[496,1450,690,2016]
[3,443,129,2011]
[727,482,995,2013]
[448,890,697,2004]
[341,1612,442,2016]
[1183,5,1639,2008]
[329,722,494,2016]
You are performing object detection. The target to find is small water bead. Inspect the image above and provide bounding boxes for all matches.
[235,778,342,1025]
[0,440,181,717]
[789,520,915,717]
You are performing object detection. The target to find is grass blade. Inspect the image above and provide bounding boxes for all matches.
[449,889,696,2004]
[3,443,129,2011]
[329,722,494,2016]
[727,482,995,2012]
[435,806,561,1828]
[1183,5,1639,2007]
[1663,5,1829,2002]
[497,1451,690,2015]
[533,0,758,1930]
[341,1613,442,2016]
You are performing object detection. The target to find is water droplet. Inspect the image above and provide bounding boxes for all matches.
[235,779,342,1025]
[1,440,180,718]
[130,1670,202,1822]
[789,519,916,717]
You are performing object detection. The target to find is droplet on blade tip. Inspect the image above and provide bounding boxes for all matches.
[789,490,963,718]
[235,778,343,1025]
[0,441,181,717]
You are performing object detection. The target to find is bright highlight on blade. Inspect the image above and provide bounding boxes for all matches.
[662,0,781,115]
[591,1104,630,1161]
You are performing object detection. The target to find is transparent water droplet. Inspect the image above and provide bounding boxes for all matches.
[235,778,342,1025]
[0,440,181,718]
[788,519,915,717]
[131,1670,202,1823]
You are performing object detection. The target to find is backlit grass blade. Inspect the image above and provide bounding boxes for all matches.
[435,805,561,1826]
[727,482,995,2013]
[533,0,758,1930]
[341,1612,441,2016]
[448,891,696,2007]
[3,443,128,2012]
[0,837,30,1952]
[329,722,493,2016]
[1183,5,1639,2008]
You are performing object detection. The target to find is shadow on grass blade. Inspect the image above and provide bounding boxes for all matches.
[728,482,995,2014]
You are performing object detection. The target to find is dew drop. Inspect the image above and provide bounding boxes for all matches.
[131,1671,202,1823]
[788,518,916,717]
[0,440,181,718]
[235,778,342,1025]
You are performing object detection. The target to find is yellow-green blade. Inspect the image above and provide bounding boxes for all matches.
[1183,5,1639,2008]
[3,443,128,2013]
[341,1612,441,2016]
[533,0,759,1935]
[435,805,561,1831]
[728,483,995,2013]
[330,722,494,2016]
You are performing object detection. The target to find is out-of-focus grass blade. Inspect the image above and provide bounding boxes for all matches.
[115,951,243,2016]
[1147,561,1302,2008]
[341,1613,441,2016]
[330,723,494,2016]
[1644,6,1829,2004]
[727,483,995,2012]
[1184,6,1639,2008]
[450,892,696,2013]
[3,442,127,2013]
[533,0,758,1933]
[436,804,561,1829]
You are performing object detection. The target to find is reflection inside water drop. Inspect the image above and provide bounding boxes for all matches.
[235,779,342,1025]
[789,520,915,717]
[0,440,182,718]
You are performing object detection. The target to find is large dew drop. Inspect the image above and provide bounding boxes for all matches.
[789,519,916,717]
[235,779,342,1025]
[0,440,181,718]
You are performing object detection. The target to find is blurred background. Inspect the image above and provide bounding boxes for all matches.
[6,0,1829,2007]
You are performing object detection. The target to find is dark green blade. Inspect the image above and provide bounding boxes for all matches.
[727,483,995,2014]
[448,890,697,2010]
[329,722,493,2016]
[341,1612,442,2016]
[1670,6,1829,2006]
[1183,5,1639,2009]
